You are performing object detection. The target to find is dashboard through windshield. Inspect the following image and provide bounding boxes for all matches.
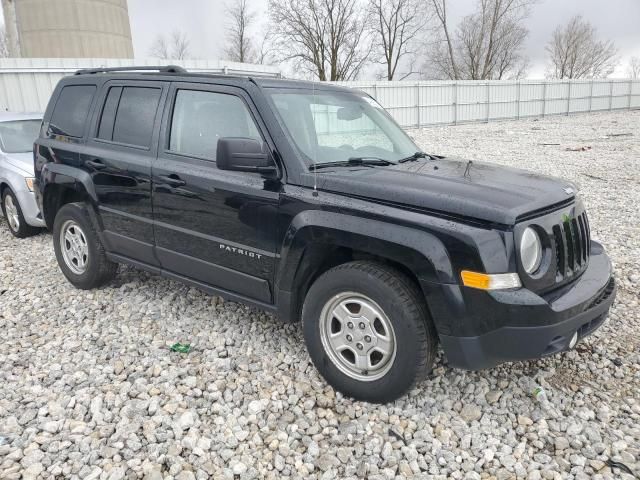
[267,89,418,167]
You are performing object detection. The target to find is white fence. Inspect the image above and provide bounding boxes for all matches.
[0,58,282,113]
[337,79,640,129]
[1,60,638,128]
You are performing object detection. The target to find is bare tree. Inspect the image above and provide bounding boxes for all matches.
[429,0,459,79]
[148,30,191,60]
[225,0,257,63]
[427,0,533,80]
[626,56,640,79]
[369,0,427,80]
[545,16,618,79]
[149,35,170,59]
[268,0,371,81]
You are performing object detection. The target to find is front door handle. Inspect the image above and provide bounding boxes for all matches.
[86,159,107,170]
[158,174,186,188]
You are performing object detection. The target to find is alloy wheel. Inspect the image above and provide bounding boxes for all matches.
[60,220,89,274]
[319,292,397,382]
[4,194,20,232]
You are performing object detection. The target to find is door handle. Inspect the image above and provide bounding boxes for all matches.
[86,159,106,170]
[158,174,186,187]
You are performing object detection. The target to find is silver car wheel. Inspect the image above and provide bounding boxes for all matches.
[60,220,89,275]
[319,292,397,382]
[4,194,20,232]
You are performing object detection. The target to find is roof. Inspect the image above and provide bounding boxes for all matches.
[0,112,43,122]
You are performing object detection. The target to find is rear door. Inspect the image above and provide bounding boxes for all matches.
[84,80,167,266]
[151,82,281,304]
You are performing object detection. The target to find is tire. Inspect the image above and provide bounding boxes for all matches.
[302,261,437,403]
[52,202,118,289]
[1,188,39,238]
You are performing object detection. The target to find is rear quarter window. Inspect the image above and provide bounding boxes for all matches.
[49,85,96,138]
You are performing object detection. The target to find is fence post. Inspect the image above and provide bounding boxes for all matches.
[516,81,521,120]
[629,79,633,110]
[486,82,490,123]
[373,83,378,102]
[589,80,593,112]
[609,81,613,111]
[542,81,547,117]
[454,82,458,125]
[567,81,571,116]
[416,82,420,128]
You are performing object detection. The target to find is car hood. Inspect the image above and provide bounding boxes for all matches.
[307,157,576,226]
[2,152,34,176]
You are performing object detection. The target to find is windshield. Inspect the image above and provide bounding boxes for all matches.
[268,89,418,166]
[0,120,41,153]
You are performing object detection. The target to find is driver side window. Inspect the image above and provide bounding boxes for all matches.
[169,89,261,161]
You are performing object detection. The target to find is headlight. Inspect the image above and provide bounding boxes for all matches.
[25,177,35,192]
[520,227,542,274]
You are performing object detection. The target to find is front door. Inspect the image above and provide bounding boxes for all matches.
[152,83,280,304]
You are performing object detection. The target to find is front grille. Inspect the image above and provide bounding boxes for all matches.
[553,211,591,282]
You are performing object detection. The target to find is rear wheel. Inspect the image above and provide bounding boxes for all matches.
[1,188,39,238]
[302,261,437,403]
[53,203,117,289]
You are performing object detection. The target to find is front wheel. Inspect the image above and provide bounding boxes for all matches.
[302,261,437,403]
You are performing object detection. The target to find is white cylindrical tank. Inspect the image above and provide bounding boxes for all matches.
[4,0,134,58]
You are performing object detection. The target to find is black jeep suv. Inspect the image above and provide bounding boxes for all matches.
[34,66,616,402]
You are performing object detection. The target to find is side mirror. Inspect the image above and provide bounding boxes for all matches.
[217,137,276,173]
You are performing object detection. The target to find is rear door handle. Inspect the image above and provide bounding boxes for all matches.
[86,159,106,170]
[158,174,186,187]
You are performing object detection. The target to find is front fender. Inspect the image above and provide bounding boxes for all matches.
[279,210,456,289]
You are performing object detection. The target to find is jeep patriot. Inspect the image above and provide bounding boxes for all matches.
[34,66,616,402]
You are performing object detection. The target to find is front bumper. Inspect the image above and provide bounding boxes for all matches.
[438,241,616,370]
[15,188,46,228]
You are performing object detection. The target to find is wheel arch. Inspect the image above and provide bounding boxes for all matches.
[40,164,98,229]
[275,210,455,324]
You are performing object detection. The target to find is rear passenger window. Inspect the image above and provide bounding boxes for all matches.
[169,90,261,161]
[50,85,96,138]
[97,86,161,148]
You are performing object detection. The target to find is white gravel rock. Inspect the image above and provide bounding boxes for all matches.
[0,111,638,479]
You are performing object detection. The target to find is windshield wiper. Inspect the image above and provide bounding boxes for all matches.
[309,157,397,171]
[397,151,436,163]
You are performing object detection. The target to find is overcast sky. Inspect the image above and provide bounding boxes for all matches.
[127,0,640,79]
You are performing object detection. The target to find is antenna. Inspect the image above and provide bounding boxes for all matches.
[312,78,318,197]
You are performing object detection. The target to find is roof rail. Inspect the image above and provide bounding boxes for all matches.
[74,65,187,75]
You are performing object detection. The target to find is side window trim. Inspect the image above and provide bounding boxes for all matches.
[96,86,123,142]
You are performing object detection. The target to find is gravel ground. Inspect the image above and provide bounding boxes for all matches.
[1,110,639,480]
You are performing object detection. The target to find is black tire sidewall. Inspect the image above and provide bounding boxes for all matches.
[302,265,428,403]
[53,203,104,289]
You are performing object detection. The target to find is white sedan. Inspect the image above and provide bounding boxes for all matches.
[0,112,45,238]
